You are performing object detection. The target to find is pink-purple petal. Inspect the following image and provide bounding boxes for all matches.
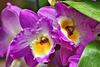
[37,17,53,34]
[48,50,68,67]
[1,3,22,36]
[10,46,31,59]
[24,51,38,67]
[56,2,69,17]
[0,28,12,57]
[38,6,57,20]
[68,55,80,67]
[68,55,80,63]
[85,17,99,29]
[60,32,74,48]
[7,2,21,15]
[19,9,40,29]
[60,46,74,66]
[10,28,37,59]
[69,63,78,67]
[76,23,96,55]
[6,45,13,67]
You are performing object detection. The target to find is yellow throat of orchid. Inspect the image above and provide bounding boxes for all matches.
[59,18,80,44]
[32,35,52,56]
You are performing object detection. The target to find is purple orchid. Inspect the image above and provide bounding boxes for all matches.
[9,9,57,66]
[0,3,32,67]
[37,2,99,66]
[3,2,99,67]
[0,3,22,57]
[0,3,29,67]
[55,2,98,66]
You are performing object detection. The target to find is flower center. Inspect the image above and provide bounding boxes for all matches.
[65,26,74,36]
[59,18,80,43]
[40,36,49,45]
[32,35,52,56]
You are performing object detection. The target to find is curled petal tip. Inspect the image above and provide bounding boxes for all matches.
[7,2,12,8]
[7,2,11,6]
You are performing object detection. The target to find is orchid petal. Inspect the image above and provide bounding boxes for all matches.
[38,6,57,20]
[37,17,53,35]
[85,17,99,29]
[10,47,31,59]
[19,9,40,29]
[51,30,72,50]
[68,55,80,67]
[1,3,22,36]
[24,51,38,67]
[69,63,78,67]
[76,24,96,55]
[60,46,74,66]
[60,32,74,50]
[10,28,37,59]
[56,2,69,17]
[68,55,80,63]
[48,50,68,67]
[6,44,13,67]
[0,28,12,57]
[6,44,29,67]
[7,3,21,15]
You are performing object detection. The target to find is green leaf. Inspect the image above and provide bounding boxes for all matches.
[78,40,100,67]
[61,1,100,22]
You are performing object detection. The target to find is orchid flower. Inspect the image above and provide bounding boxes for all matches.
[9,9,57,66]
[55,2,99,66]
[0,3,22,57]
[38,2,98,66]
[54,2,98,67]
[0,3,31,67]
[0,3,33,67]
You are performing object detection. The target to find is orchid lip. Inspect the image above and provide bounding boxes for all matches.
[40,36,49,45]
[30,34,54,58]
[58,17,81,46]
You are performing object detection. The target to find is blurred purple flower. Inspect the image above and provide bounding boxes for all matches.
[0,2,22,57]
[0,3,29,67]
